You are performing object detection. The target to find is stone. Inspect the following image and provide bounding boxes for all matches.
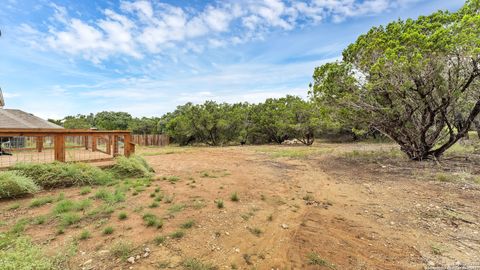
[281,224,289,229]
[127,257,135,264]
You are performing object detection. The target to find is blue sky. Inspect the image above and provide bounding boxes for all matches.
[0,0,465,119]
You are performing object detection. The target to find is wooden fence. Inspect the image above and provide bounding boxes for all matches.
[132,134,169,147]
[0,129,134,168]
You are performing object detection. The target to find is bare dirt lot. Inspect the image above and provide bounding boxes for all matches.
[1,143,480,269]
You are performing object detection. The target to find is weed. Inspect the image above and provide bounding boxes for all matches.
[0,235,55,269]
[181,219,195,229]
[53,200,75,214]
[103,226,114,235]
[267,214,273,221]
[164,195,173,203]
[143,213,163,228]
[216,200,224,209]
[7,203,21,210]
[29,196,54,208]
[60,213,81,227]
[79,230,91,240]
[10,218,29,234]
[111,241,134,260]
[155,188,161,193]
[167,176,180,183]
[230,192,239,202]
[33,215,48,225]
[118,212,128,220]
[182,258,216,270]
[307,253,335,268]
[80,187,92,195]
[431,244,444,255]
[168,204,185,214]
[248,227,262,237]
[154,194,164,202]
[170,230,185,239]
[154,235,166,245]
[149,202,159,208]
[150,192,156,198]
[303,194,315,201]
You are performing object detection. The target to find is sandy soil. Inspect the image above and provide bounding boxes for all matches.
[1,143,479,270]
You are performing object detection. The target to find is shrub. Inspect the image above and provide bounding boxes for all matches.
[111,155,154,178]
[0,234,54,270]
[12,162,113,188]
[0,171,39,199]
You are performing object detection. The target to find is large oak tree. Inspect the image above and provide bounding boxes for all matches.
[311,0,480,160]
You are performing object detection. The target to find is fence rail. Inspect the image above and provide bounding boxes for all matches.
[132,134,169,147]
[0,129,134,168]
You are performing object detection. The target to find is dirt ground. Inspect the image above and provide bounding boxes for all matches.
[1,143,479,269]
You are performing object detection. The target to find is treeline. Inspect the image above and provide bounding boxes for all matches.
[48,112,163,135]
[50,96,330,146]
[50,0,480,160]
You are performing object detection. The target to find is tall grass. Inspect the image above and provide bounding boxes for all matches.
[111,155,154,178]
[0,234,54,269]
[0,171,39,199]
[12,162,113,188]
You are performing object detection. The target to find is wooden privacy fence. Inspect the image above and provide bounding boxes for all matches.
[132,134,169,147]
[0,129,135,168]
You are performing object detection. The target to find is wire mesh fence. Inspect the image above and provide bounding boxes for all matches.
[0,131,131,168]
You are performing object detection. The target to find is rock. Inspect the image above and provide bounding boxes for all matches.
[427,261,435,267]
[234,248,240,253]
[136,255,141,260]
[143,252,150,258]
[281,224,289,229]
[127,257,135,264]
[144,247,151,253]
[225,232,230,236]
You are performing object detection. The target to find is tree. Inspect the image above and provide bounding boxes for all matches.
[311,1,480,160]
[95,111,132,130]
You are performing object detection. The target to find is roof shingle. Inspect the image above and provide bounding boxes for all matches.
[0,109,63,129]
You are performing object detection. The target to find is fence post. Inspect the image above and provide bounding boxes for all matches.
[36,136,44,152]
[106,135,112,155]
[124,133,134,157]
[54,135,65,162]
[112,135,118,156]
[84,136,89,150]
[92,136,97,152]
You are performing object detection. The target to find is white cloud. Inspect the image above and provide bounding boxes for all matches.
[27,0,417,63]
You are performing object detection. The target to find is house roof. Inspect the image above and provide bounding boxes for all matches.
[0,109,63,129]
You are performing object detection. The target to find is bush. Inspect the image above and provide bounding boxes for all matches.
[0,234,54,270]
[12,162,113,188]
[111,156,154,178]
[0,171,39,199]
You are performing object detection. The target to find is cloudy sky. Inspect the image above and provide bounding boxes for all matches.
[0,0,465,119]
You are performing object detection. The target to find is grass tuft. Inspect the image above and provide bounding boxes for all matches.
[0,171,39,199]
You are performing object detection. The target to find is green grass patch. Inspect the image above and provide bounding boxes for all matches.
[118,212,128,220]
[143,213,163,228]
[111,155,154,178]
[307,253,335,268]
[0,234,55,269]
[59,213,81,227]
[80,187,92,195]
[170,230,185,239]
[29,196,54,208]
[182,258,217,270]
[0,171,39,199]
[12,162,113,188]
[168,203,185,214]
[111,240,134,261]
[230,192,239,202]
[79,230,91,240]
[154,235,166,245]
[180,219,195,229]
[103,226,114,235]
[7,203,21,210]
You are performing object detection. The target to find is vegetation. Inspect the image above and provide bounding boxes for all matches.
[12,162,113,188]
[0,234,54,269]
[111,155,154,178]
[311,0,480,160]
[0,171,39,199]
[182,258,217,270]
[29,196,54,208]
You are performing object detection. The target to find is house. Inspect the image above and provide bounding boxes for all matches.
[0,88,63,149]
[0,88,62,129]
